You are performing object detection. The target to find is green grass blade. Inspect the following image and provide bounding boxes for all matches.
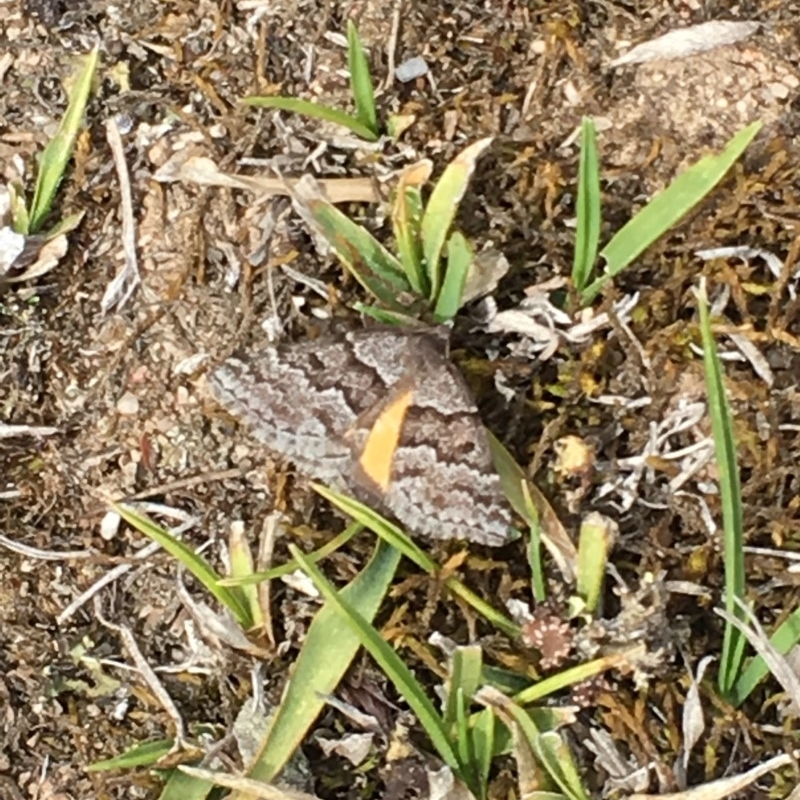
[353,303,428,326]
[86,738,175,771]
[346,20,378,134]
[487,432,577,582]
[313,483,437,571]
[571,117,601,295]
[480,666,531,696]
[313,484,521,638]
[575,513,614,615]
[42,210,85,238]
[479,688,589,800]
[219,523,360,587]
[157,768,214,800]
[522,479,546,604]
[454,688,480,795]
[433,232,472,322]
[29,45,98,233]
[391,175,429,295]
[472,706,496,795]
[731,606,800,706]
[245,539,401,783]
[177,765,322,799]
[9,181,30,234]
[287,178,411,307]
[580,120,763,304]
[290,544,460,772]
[486,431,536,524]
[243,95,379,141]
[696,280,747,696]
[513,649,639,706]
[228,523,264,629]
[449,658,486,798]
[445,646,483,729]
[534,731,591,800]
[421,137,493,297]
[113,503,252,628]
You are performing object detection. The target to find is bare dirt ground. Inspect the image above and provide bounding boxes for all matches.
[2,1,800,798]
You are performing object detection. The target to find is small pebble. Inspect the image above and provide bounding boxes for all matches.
[100,510,121,541]
[395,56,429,83]
[116,392,139,415]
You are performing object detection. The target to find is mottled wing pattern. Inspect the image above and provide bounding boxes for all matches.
[341,329,512,546]
[209,336,366,484]
[208,326,513,546]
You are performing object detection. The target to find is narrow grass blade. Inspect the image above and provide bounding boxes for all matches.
[522,480,546,603]
[290,544,460,772]
[313,483,436,571]
[346,20,378,134]
[157,768,214,800]
[245,540,401,784]
[8,181,30,234]
[696,280,746,695]
[481,696,548,798]
[354,303,428,326]
[513,647,643,706]
[220,523,360,587]
[228,522,264,629]
[731,606,800,706]
[486,432,543,523]
[480,666,531,696]
[445,646,484,729]
[571,117,601,295]
[43,210,85,238]
[178,765,321,799]
[433,232,473,322]
[575,512,614,614]
[469,657,619,765]
[113,503,252,628]
[392,186,427,294]
[478,688,589,800]
[30,45,99,233]
[243,96,379,141]
[313,483,521,638]
[581,120,763,304]
[391,161,432,294]
[287,175,410,307]
[487,432,577,582]
[471,705,496,795]
[454,688,480,796]
[421,138,493,297]
[86,738,175,771]
[534,731,591,800]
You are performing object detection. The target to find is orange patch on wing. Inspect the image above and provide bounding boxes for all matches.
[358,388,414,492]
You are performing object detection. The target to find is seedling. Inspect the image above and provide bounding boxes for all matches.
[244,21,382,142]
[289,138,494,324]
[571,118,763,304]
[2,46,96,283]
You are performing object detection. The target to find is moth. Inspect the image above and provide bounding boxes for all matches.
[208,326,513,546]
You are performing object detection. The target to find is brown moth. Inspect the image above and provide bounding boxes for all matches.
[208,326,512,546]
